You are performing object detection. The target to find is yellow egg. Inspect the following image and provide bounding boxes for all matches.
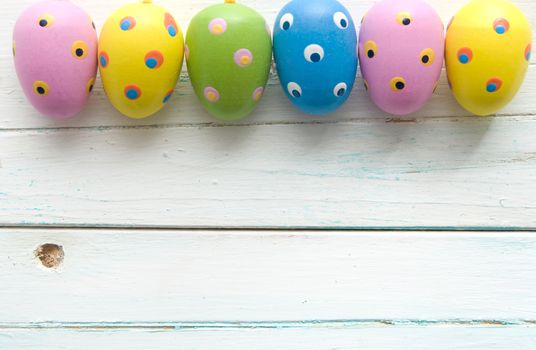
[98,0,184,119]
[446,0,531,116]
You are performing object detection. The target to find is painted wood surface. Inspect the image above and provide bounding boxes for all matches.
[2,327,536,350]
[1,229,536,322]
[2,0,536,348]
[1,0,535,229]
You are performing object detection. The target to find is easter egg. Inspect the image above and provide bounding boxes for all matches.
[13,0,97,119]
[99,0,184,119]
[446,0,532,116]
[186,0,272,121]
[358,0,444,116]
[273,0,357,115]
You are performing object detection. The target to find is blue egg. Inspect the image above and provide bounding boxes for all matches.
[273,0,358,115]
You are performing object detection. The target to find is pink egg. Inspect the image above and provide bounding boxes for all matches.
[359,0,444,115]
[13,0,98,119]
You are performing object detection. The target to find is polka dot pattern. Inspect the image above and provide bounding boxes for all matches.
[124,84,142,100]
[420,48,435,66]
[493,18,510,34]
[163,89,174,104]
[33,80,49,96]
[120,16,136,31]
[304,44,324,63]
[37,14,54,28]
[145,50,164,69]
[99,51,109,68]
[87,78,95,93]
[364,40,377,59]
[396,12,412,26]
[457,47,473,64]
[486,78,502,93]
[71,40,88,60]
[165,13,178,37]
[252,87,264,101]
[204,87,220,102]
[390,77,406,91]
[234,48,253,67]
[209,18,227,35]
[184,44,190,60]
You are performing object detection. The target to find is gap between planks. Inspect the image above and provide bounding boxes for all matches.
[1,319,536,331]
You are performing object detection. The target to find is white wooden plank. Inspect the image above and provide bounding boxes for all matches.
[1,229,536,322]
[1,0,534,129]
[2,116,536,228]
[2,327,536,350]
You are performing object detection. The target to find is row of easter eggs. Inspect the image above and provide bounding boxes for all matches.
[13,0,532,120]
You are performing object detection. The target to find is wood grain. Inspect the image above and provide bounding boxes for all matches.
[2,327,536,350]
[2,116,536,228]
[1,229,536,323]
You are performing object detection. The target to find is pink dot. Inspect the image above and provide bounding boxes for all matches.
[209,18,227,35]
[204,87,220,103]
[184,44,190,60]
[234,48,253,67]
[252,87,264,101]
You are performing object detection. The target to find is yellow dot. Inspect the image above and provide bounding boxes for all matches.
[240,56,251,65]
[207,92,216,101]
[212,24,223,34]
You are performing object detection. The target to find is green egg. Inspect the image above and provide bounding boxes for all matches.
[186,0,272,121]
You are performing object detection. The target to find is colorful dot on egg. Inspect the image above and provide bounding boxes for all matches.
[12,41,15,57]
[184,44,190,60]
[99,51,109,68]
[419,48,435,66]
[364,40,377,59]
[486,78,502,93]
[120,16,136,31]
[87,78,95,93]
[145,50,164,69]
[457,47,473,64]
[163,89,174,103]
[234,48,253,67]
[209,18,227,35]
[390,77,406,91]
[252,87,264,101]
[33,81,49,96]
[493,18,509,34]
[396,12,412,26]
[525,44,532,61]
[71,41,88,60]
[164,13,178,37]
[37,14,54,28]
[124,85,142,100]
[204,87,220,102]
[364,80,369,91]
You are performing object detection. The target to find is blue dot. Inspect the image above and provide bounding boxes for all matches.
[292,90,301,98]
[495,26,505,34]
[168,25,177,37]
[121,20,131,31]
[459,54,469,64]
[340,19,347,28]
[486,84,497,93]
[283,21,290,30]
[337,88,345,97]
[163,94,172,103]
[527,52,532,61]
[100,56,107,67]
[126,89,139,99]
[146,58,157,68]
[310,53,321,62]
